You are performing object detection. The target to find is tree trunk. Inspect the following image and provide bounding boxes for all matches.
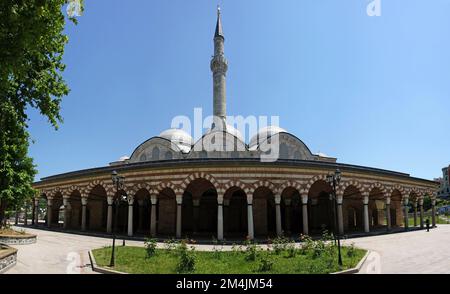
[0,200,7,228]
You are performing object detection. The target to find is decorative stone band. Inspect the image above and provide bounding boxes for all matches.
[0,234,37,245]
[0,245,18,274]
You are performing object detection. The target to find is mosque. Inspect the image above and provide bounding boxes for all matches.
[32,8,438,240]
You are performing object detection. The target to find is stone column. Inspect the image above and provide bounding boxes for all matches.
[193,199,200,233]
[81,197,88,231]
[247,195,254,240]
[413,200,418,227]
[284,198,292,234]
[106,196,113,233]
[150,195,158,237]
[223,198,230,233]
[274,194,282,236]
[47,198,53,228]
[127,196,134,237]
[403,197,409,230]
[363,194,370,233]
[176,195,183,238]
[217,195,224,241]
[301,195,309,235]
[419,198,424,229]
[336,195,344,235]
[386,197,391,231]
[63,196,71,229]
[431,199,436,227]
[138,199,144,232]
[34,198,39,225]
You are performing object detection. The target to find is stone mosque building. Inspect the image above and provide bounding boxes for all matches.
[32,9,438,240]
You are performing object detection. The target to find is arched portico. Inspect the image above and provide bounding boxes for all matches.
[223,185,248,239]
[342,185,364,233]
[308,180,334,234]
[182,178,218,237]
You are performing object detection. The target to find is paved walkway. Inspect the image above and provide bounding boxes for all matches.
[343,224,450,274]
[4,225,450,274]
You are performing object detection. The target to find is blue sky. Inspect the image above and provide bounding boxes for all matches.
[28,0,450,181]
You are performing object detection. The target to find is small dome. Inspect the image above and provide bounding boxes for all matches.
[118,156,130,161]
[249,126,287,147]
[159,128,193,146]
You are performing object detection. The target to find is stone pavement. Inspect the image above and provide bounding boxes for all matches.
[4,225,450,274]
[343,224,450,274]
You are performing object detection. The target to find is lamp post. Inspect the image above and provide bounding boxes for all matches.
[110,170,127,267]
[326,169,343,267]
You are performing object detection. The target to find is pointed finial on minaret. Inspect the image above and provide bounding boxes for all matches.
[215,5,224,39]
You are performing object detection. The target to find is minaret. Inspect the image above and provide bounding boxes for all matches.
[210,6,228,129]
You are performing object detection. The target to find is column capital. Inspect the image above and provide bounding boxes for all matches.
[176,195,183,205]
[431,199,436,206]
[81,197,88,206]
[47,198,53,206]
[150,195,158,205]
[217,195,224,205]
[403,197,409,205]
[127,195,135,205]
[107,196,114,205]
[385,197,391,205]
[274,195,281,205]
[34,198,39,205]
[246,194,253,205]
[301,194,308,205]
[63,198,70,207]
[419,198,424,206]
[336,195,343,205]
[363,195,369,205]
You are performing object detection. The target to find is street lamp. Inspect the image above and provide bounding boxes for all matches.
[326,169,343,267]
[110,170,127,267]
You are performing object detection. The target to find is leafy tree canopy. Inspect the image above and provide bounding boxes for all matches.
[0,0,81,226]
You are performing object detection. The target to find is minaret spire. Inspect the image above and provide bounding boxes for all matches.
[211,6,228,130]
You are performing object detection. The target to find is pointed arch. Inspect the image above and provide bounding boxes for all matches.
[180,172,219,191]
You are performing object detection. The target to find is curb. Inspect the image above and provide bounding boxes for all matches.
[332,250,371,274]
[0,244,18,274]
[88,250,127,274]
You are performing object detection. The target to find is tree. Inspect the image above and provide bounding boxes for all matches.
[0,0,82,227]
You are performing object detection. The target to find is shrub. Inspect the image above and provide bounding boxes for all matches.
[164,238,178,251]
[347,242,356,258]
[176,241,196,273]
[144,238,157,258]
[285,242,297,258]
[272,236,289,255]
[245,241,259,261]
[257,255,274,272]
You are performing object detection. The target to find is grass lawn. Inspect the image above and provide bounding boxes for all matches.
[92,245,366,274]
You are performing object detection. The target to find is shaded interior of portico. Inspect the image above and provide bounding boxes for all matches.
[369,188,387,229]
[342,185,364,232]
[135,189,151,234]
[280,187,304,236]
[182,178,218,237]
[86,185,108,231]
[253,186,276,237]
[390,190,403,227]
[157,187,176,236]
[223,187,247,238]
[309,180,335,234]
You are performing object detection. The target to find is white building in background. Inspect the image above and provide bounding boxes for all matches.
[437,165,450,199]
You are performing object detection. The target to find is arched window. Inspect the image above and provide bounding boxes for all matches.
[152,147,160,160]
[139,153,147,162]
